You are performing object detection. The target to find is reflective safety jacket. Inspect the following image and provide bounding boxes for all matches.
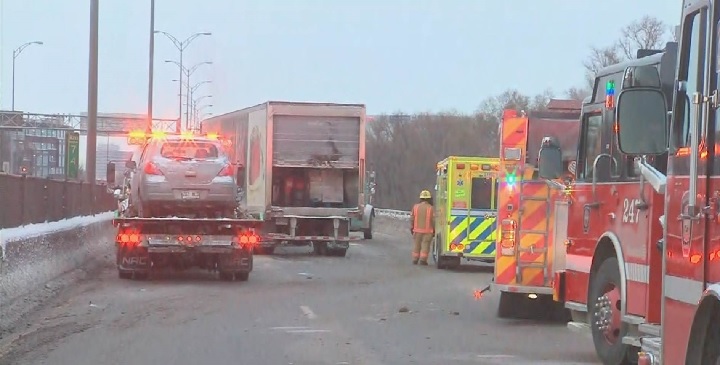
[411,201,435,234]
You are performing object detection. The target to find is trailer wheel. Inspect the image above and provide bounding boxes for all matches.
[328,248,348,257]
[313,242,328,255]
[589,257,633,365]
[237,272,250,281]
[363,217,373,240]
[255,247,275,255]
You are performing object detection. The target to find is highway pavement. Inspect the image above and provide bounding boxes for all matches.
[0,218,599,365]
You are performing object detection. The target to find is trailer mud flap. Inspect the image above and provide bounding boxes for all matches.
[217,248,253,272]
[117,246,150,271]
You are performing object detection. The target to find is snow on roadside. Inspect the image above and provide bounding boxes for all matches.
[0,211,115,259]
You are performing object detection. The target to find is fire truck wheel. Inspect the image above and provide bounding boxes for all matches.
[497,292,524,319]
[588,257,632,365]
[700,305,720,364]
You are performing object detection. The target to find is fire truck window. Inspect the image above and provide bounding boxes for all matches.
[470,177,493,210]
[673,11,704,151]
[582,114,603,179]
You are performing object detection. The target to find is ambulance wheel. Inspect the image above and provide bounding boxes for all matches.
[588,257,633,365]
[431,237,444,269]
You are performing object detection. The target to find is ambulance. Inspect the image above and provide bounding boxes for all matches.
[431,156,500,269]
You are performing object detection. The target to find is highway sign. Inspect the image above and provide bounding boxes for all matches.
[66,132,80,178]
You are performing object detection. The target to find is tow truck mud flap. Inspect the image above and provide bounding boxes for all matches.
[327,241,349,250]
[217,248,253,272]
[117,246,150,272]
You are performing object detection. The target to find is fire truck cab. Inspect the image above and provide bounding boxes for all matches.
[541,31,720,364]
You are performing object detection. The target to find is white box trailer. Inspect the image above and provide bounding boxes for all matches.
[201,101,366,256]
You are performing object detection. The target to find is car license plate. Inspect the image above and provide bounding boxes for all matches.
[180,190,200,199]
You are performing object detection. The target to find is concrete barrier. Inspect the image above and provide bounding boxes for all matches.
[0,212,115,334]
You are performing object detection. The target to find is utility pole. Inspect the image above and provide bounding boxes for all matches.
[147,0,155,134]
[86,0,99,184]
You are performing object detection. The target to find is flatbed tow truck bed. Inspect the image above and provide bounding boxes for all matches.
[112,217,263,281]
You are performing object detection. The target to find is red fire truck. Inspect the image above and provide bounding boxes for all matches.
[493,100,580,319]
[540,21,719,363]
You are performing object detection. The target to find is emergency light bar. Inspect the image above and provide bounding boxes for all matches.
[126,130,229,146]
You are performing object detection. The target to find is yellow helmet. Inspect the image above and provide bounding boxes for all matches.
[419,190,432,199]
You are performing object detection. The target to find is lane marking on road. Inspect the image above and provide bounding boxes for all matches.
[270,326,308,330]
[300,305,317,319]
[285,329,331,333]
[476,355,515,358]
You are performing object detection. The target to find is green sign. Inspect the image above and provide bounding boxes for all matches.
[66,132,80,179]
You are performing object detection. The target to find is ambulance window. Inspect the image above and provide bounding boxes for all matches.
[470,177,493,210]
[582,114,603,179]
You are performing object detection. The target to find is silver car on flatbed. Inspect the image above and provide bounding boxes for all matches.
[128,134,239,218]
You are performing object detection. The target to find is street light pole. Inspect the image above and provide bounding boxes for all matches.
[165,60,211,130]
[154,31,211,132]
[146,0,155,134]
[86,0,99,184]
[11,40,43,110]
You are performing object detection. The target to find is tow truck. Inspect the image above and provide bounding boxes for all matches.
[105,130,262,281]
[491,100,580,319]
[540,27,720,365]
[431,156,500,269]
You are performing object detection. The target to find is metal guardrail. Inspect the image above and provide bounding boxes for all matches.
[0,173,116,229]
[375,208,410,220]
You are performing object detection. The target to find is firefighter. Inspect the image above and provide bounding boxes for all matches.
[410,190,435,265]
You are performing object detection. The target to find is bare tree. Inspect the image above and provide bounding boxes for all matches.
[582,45,623,88]
[566,86,591,101]
[618,15,669,59]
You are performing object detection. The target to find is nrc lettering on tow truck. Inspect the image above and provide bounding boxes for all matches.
[431,156,500,269]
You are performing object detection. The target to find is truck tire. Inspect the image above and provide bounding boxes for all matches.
[363,217,373,240]
[255,247,275,255]
[699,304,720,364]
[588,257,633,365]
[498,291,524,319]
[328,248,348,257]
[313,242,328,255]
[220,271,249,281]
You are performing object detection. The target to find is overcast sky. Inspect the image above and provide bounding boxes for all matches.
[0,0,680,118]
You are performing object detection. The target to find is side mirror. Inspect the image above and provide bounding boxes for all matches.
[236,164,245,186]
[538,146,563,180]
[125,160,137,169]
[106,162,116,186]
[616,88,668,155]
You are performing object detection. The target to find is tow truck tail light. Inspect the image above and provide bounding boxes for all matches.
[116,230,142,246]
[144,162,163,175]
[500,219,516,255]
[236,232,260,248]
[217,163,233,177]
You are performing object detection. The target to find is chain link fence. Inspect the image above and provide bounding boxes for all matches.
[0,173,115,229]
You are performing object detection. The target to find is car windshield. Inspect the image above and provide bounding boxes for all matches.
[160,141,220,160]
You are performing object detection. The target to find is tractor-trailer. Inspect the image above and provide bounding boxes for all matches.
[201,101,367,257]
